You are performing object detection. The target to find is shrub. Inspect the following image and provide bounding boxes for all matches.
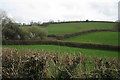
[19,26,48,40]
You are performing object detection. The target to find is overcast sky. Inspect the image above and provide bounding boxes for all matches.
[0,0,119,23]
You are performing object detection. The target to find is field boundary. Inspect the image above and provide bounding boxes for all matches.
[3,40,119,51]
[45,21,116,25]
[48,29,115,40]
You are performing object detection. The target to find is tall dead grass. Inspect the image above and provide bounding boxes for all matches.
[2,48,120,79]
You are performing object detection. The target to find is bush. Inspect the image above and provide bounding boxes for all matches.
[19,26,48,40]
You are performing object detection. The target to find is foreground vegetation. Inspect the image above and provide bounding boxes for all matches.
[3,45,118,59]
[63,32,119,45]
[2,48,119,79]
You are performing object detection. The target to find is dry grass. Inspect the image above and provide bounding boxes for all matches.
[2,48,120,79]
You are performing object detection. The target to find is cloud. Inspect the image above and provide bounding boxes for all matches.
[0,0,119,23]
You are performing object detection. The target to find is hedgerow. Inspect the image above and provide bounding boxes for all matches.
[2,40,119,51]
[48,29,114,40]
[2,48,120,79]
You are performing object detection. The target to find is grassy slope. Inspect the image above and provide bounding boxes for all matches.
[3,45,118,59]
[15,22,118,59]
[45,22,116,34]
[63,32,118,45]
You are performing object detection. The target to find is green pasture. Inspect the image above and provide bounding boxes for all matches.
[45,22,116,34]
[5,22,118,59]
[3,45,118,59]
[63,32,119,45]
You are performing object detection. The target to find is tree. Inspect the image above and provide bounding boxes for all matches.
[86,19,89,22]
[27,26,47,40]
[0,10,12,28]
[2,22,21,40]
[19,26,48,40]
[0,10,6,22]
[0,10,21,40]
[1,10,48,40]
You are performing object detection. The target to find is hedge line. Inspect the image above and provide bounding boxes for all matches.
[48,29,114,40]
[3,40,119,51]
[48,21,116,24]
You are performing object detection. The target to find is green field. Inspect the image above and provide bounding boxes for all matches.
[3,22,119,78]
[3,45,118,59]
[45,22,116,34]
[63,32,118,45]
[5,22,118,59]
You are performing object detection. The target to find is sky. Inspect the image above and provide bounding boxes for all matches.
[0,0,119,23]
[118,1,120,20]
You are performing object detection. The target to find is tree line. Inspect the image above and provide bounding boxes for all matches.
[0,10,47,40]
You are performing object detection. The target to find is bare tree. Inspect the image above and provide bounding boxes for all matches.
[0,9,8,25]
[0,10,13,32]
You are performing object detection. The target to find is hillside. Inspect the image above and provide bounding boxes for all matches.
[45,22,116,34]
[63,32,118,45]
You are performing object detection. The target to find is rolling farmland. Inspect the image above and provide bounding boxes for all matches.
[2,22,119,79]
